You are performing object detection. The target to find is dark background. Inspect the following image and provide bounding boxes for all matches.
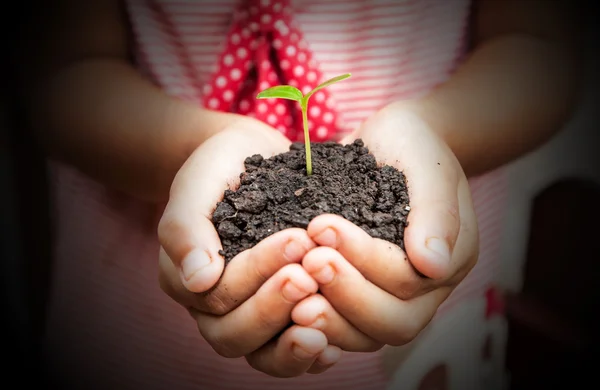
[2,1,599,389]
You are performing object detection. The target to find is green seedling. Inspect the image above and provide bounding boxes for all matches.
[256,73,352,176]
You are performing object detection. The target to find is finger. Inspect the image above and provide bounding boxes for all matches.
[303,246,452,346]
[353,109,462,280]
[245,325,330,378]
[159,228,315,314]
[292,293,383,352]
[446,177,479,284]
[158,214,224,294]
[159,246,197,309]
[307,214,436,299]
[191,263,318,358]
[158,127,290,293]
[201,228,316,315]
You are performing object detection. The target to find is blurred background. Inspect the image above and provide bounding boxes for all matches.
[497,16,600,387]
[2,2,598,389]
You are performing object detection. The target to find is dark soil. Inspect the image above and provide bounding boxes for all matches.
[212,139,411,263]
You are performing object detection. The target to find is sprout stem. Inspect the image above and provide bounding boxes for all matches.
[301,99,312,175]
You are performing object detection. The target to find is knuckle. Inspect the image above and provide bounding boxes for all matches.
[197,287,233,316]
[249,252,270,286]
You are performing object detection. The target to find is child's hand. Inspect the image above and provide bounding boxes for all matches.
[291,104,479,351]
[158,120,342,377]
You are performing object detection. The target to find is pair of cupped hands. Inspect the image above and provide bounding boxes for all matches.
[157,103,479,378]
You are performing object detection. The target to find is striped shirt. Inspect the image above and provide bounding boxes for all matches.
[43,0,508,389]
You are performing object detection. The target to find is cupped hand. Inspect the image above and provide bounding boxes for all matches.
[291,103,479,351]
[158,118,341,377]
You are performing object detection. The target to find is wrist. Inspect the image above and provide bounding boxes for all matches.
[151,105,242,199]
[382,98,477,175]
[168,105,236,157]
[163,106,281,181]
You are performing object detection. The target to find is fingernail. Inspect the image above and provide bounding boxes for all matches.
[181,249,212,282]
[314,228,337,248]
[292,344,318,360]
[308,315,326,330]
[425,237,451,264]
[284,239,306,262]
[282,280,310,302]
[317,345,343,366]
[312,264,335,285]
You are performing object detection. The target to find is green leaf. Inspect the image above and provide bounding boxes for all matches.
[304,73,352,101]
[256,85,303,101]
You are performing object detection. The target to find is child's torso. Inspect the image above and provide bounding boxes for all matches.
[42,1,511,389]
[127,0,472,133]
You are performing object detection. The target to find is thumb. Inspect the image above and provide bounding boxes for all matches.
[361,107,462,280]
[158,125,290,292]
[403,176,460,280]
[390,116,461,280]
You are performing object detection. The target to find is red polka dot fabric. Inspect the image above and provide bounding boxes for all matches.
[203,0,342,142]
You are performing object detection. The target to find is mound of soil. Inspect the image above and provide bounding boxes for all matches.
[212,139,411,263]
